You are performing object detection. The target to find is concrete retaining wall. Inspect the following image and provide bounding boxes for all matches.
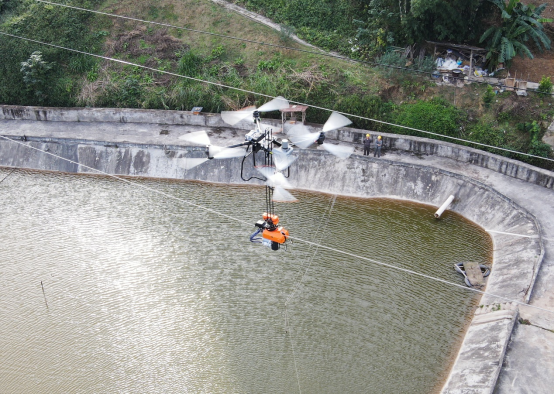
[0,105,547,393]
[1,105,553,189]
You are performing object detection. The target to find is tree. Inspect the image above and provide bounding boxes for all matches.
[480,0,552,69]
[20,51,54,103]
[353,0,489,59]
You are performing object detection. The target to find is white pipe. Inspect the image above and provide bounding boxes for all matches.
[434,195,455,218]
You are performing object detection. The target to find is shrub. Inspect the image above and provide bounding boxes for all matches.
[483,85,495,108]
[178,51,204,78]
[467,122,505,150]
[538,76,553,95]
[393,98,466,139]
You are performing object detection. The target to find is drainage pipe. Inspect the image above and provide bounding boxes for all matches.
[434,195,455,218]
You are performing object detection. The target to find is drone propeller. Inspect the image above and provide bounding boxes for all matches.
[287,112,354,159]
[177,130,246,170]
[322,111,352,132]
[221,96,289,125]
[272,187,298,202]
[256,166,298,202]
[272,147,297,172]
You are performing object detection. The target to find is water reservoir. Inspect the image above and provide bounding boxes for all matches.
[0,168,492,393]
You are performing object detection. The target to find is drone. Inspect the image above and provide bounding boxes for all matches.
[177,97,354,251]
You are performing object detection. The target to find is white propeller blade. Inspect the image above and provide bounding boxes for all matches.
[257,96,289,112]
[176,158,208,170]
[272,148,297,171]
[289,131,320,149]
[322,143,354,159]
[221,97,289,126]
[287,123,310,137]
[273,186,298,203]
[221,110,253,125]
[178,130,211,146]
[212,147,246,159]
[256,167,292,188]
[322,112,352,132]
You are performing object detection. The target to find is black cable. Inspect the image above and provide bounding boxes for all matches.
[0,168,16,184]
[1,30,552,164]
[32,0,551,92]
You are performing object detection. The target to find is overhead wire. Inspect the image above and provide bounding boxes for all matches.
[1,30,553,165]
[0,168,16,184]
[31,0,551,94]
[1,133,553,318]
[284,194,337,394]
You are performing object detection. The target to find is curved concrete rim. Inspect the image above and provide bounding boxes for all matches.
[0,105,552,393]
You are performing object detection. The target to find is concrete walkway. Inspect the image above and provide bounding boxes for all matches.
[0,111,553,393]
[376,144,554,393]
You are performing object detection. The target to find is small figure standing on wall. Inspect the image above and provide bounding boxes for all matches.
[374,135,383,158]
[363,133,373,156]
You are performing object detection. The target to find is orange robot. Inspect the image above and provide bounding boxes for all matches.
[250,212,290,251]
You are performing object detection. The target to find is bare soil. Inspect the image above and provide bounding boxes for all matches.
[508,0,554,82]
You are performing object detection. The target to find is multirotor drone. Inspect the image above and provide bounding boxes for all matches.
[177,97,354,250]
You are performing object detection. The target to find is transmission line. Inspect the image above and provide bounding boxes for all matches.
[0,135,552,317]
[1,30,552,164]
[32,0,548,92]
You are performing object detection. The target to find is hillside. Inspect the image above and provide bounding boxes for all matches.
[0,0,552,169]
[508,0,554,82]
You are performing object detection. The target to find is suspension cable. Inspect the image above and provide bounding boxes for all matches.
[1,30,553,164]
[0,133,553,316]
[284,193,337,394]
[32,0,552,93]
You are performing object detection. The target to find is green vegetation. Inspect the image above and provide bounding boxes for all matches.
[0,0,552,170]
[538,76,553,95]
[480,0,552,68]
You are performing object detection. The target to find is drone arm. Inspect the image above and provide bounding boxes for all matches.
[226,141,251,149]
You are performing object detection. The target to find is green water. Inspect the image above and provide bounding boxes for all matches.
[0,168,491,393]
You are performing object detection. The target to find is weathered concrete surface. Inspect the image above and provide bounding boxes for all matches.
[495,322,554,394]
[0,106,553,393]
[2,104,552,188]
[442,303,519,394]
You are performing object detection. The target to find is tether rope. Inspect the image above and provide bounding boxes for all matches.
[284,194,337,394]
[1,134,553,316]
[1,30,553,164]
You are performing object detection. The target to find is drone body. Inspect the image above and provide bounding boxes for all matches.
[177,97,354,250]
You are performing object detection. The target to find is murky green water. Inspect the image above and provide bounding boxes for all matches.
[0,168,491,394]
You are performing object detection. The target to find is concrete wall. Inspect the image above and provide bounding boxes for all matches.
[0,137,541,303]
[1,104,553,188]
[0,105,547,393]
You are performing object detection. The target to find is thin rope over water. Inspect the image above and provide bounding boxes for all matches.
[0,30,553,164]
[284,193,337,393]
[0,136,552,317]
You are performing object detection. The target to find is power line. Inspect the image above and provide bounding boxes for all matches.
[33,0,549,93]
[0,134,552,317]
[1,31,553,164]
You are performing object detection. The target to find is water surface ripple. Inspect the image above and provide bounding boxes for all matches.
[0,169,491,394]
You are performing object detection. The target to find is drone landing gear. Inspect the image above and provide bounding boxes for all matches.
[251,213,290,251]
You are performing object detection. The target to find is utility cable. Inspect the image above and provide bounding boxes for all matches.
[0,134,252,227]
[1,31,552,165]
[286,233,553,315]
[32,0,552,92]
[0,168,16,184]
[1,133,553,317]
[284,194,337,394]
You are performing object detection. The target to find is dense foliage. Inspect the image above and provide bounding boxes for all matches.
[480,0,552,68]
[0,0,552,169]
[0,0,105,106]
[234,0,359,52]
